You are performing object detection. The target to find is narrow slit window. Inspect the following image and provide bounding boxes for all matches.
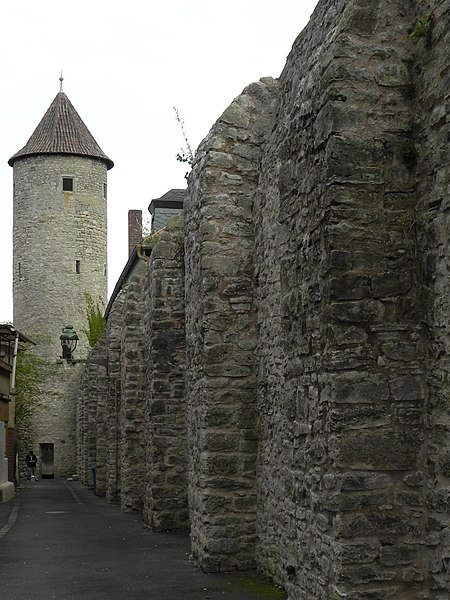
[103,183,107,199]
[76,260,81,274]
[63,177,74,192]
[18,262,22,278]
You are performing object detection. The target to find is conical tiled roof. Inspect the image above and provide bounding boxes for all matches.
[8,92,114,169]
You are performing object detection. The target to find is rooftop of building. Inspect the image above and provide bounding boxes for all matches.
[8,90,113,170]
[148,189,186,213]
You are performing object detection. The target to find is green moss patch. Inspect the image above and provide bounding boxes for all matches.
[230,576,286,598]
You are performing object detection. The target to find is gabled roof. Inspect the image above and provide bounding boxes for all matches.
[8,92,114,170]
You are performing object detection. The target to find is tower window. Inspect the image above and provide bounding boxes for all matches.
[76,260,81,274]
[18,262,22,278]
[103,183,107,199]
[63,177,74,192]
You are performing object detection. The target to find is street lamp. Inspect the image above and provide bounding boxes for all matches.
[60,325,78,360]
[59,325,108,372]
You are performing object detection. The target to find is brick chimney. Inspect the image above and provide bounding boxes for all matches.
[128,210,142,256]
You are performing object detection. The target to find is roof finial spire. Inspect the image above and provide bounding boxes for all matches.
[59,70,64,93]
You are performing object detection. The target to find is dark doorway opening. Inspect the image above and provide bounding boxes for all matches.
[40,443,54,479]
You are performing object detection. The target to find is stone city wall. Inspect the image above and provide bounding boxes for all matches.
[77,337,108,491]
[254,0,428,598]
[118,268,147,512]
[413,0,450,596]
[184,77,278,571]
[142,215,188,531]
[78,226,187,522]
[77,0,450,597]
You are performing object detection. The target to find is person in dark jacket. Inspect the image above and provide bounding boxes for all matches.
[25,450,38,480]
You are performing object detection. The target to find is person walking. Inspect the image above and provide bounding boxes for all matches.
[25,450,38,480]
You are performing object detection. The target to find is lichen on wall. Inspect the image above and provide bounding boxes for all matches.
[413,0,450,595]
[75,0,450,597]
[142,214,188,531]
[253,0,432,597]
[119,266,147,512]
[184,77,278,572]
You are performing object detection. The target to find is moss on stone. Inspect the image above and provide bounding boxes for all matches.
[230,576,286,598]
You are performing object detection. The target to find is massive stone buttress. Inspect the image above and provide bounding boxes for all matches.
[184,77,279,571]
[142,215,188,531]
[253,0,443,598]
[413,0,450,596]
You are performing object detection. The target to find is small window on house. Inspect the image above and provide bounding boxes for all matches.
[63,177,74,192]
[103,183,107,199]
[76,260,81,274]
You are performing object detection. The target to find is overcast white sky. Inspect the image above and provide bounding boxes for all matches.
[0,0,319,322]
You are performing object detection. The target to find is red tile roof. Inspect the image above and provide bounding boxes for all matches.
[8,92,113,169]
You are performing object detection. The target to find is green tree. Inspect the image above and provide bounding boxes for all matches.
[83,292,105,347]
[15,346,46,453]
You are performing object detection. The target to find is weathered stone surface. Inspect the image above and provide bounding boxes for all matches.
[119,266,147,513]
[75,0,450,598]
[331,432,422,470]
[14,153,108,478]
[185,77,277,572]
[143,215,188,531]
[329,372,390,404]
[253,1,432,598]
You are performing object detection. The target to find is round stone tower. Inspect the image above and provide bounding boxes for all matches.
[8,82,113,478]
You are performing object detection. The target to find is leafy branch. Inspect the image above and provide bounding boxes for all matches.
[174,107,194,179]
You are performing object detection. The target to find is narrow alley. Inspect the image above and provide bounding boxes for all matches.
[0,480,284,600]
